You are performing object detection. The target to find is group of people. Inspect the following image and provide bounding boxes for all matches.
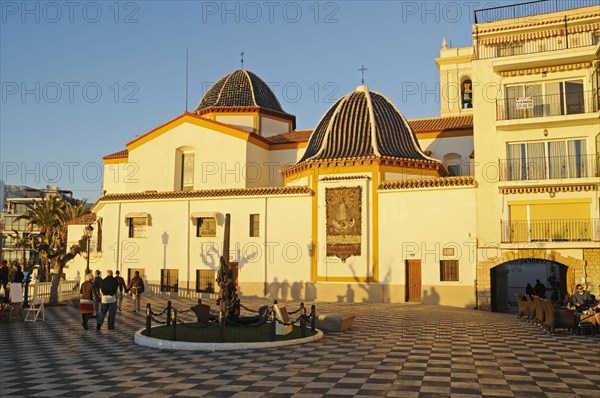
[79,269,145,330]
[525,279,547,298]
[0,259,25,307]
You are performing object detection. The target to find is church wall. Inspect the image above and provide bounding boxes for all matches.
[417,135,474,176]
[244,143,273,188]
[126,122,251,192]
[215,115,254,132]
[260,116,292,138]
[378,185,477,307]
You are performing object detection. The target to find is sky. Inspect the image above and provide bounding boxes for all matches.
[1,0,486,202]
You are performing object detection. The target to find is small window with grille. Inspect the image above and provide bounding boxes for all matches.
[160,269,179,292]
[249,214,260,237]
[440,260,459,282]
[196,217,216,237]
[128,217,147,238]
[196,269,215,293]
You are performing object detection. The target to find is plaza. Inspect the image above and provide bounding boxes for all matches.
[1,295,599,397]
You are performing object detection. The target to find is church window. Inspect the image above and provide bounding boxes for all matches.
[128,217,147,238]
[249,214,260,237]
[440,260,459,281]
[160,269,179,292]
[461,79,473,109]
[196,269,216,293]
[196,217,216,237]
[181,152,195,191]
[443,153,462,176]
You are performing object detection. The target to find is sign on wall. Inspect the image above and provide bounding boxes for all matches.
[325,186,362,262]
[516,97,534,109]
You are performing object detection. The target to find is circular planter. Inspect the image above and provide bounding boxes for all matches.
[134,325,324,351]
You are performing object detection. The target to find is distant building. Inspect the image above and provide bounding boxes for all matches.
[0,186,74,267]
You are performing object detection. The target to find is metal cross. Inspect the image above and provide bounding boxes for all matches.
[358,64,368,84]
[240,51,245,70]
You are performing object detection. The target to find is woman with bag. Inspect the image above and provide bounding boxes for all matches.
[79,273,95,329]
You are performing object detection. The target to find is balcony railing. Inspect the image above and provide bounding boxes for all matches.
[474,0,600,24]
[497,90,599,121]
[501,218,600,243]
[499,154,598,181]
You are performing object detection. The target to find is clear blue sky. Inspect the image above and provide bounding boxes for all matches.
[1,0,479,202]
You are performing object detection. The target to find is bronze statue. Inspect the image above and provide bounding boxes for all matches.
[217,256,240,321]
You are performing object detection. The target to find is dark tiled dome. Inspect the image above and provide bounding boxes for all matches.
[196,70,288,115]
[299,86,435,163]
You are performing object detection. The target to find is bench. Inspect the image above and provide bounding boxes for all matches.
[316,314,355,332]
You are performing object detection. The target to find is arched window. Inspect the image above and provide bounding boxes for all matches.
[461,78,473,109]
[175,146,194,191]
[444,153,462,176]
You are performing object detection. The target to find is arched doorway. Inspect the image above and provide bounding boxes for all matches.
[490,258,567,312]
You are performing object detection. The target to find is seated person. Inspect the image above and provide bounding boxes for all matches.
[572,284,593,312]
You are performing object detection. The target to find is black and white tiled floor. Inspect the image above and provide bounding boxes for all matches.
[1,295,598,397]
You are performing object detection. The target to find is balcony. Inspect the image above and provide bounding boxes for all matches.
[474,0,600,24]
[501,218,600,243]
[499,154,598,182]
[497,90,599,121]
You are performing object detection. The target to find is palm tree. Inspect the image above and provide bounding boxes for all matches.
[9,230,37,272]
[18,195,91,305]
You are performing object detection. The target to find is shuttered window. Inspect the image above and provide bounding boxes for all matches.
[440,260,459,282]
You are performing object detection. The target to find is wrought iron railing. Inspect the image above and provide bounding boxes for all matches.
[497,90,599,120]
[501,219,600,243]
[474,0,600,24]
[499,154,598,181]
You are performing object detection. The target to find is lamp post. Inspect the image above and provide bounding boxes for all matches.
[84,224,94,274]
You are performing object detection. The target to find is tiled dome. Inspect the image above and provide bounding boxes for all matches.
[299,86,436,163]
[196,70,290,116]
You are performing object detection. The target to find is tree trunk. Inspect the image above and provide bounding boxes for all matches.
[49,264,63,306]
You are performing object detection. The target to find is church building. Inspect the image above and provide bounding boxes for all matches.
[66,2,599,310]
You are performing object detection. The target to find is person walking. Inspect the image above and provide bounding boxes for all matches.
[0,260,8,303]
[92,270,102,318]
[525,283,534,296]
[126,271,144,313]
[79,273,95,330]
[114,270,126,312]
[97,270,118,331]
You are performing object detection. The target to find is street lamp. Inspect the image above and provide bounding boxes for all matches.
[84,224,94,274]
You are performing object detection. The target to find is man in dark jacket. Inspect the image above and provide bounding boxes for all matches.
[97,270,119,331]
[92,270,102,318]
[534,279,546,298]
[114,270,126,312]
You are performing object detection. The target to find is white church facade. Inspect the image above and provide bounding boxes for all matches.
[66,3,600,310]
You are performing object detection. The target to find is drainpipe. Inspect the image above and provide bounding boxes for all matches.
[263,197,268,297]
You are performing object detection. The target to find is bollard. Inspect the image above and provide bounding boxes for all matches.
[198,298,202,305]
[172,309,177,341]
[146,303,152,337]
[270,307,276,341]
[310,304,316,332]
[301,306,307,337]
[166,300,172,326]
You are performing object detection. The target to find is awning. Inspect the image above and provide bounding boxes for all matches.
[190,211,219,220]
[125,212,149,219]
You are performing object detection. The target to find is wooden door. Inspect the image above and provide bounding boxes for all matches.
[405,260,422,302]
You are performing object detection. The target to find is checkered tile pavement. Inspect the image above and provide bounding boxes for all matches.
[1,294,598,397]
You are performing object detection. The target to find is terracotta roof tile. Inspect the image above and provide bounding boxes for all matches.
[408,115,473,134]
[379,176,475,190]
[65,213,97,225]
[99,186,312,202]
[267,130,313,144]
[103,149,128,159]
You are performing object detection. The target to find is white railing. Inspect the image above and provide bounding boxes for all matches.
[145,283,217,300]
[29,280,79,301]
